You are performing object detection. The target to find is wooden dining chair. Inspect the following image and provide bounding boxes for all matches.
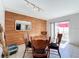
[31,37,50,58]
[23,32,31,58]
[49,33,63,58]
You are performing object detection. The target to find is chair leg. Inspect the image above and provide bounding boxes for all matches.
[48,49,50,58]
[47,49,50,58]
[23,48,27,58]
[58,49,61,58]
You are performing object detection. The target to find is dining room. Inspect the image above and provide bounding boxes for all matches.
[1,0,79,58]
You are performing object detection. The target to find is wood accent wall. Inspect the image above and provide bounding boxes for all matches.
[5,11,47,45]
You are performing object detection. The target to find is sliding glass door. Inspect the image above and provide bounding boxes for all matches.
[51,21,69,44]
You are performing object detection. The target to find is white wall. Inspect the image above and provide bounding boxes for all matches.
[0,0,5,30]
[47,21,51,36]
[0,0,5,40]
[0,0,5,57]
[48,13,79,46]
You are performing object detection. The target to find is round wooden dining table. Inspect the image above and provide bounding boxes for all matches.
[32,36,49,40]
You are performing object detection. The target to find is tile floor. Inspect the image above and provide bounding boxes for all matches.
[9,42,79,58]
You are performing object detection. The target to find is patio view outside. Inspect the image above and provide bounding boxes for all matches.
[55,21,69,43]
[51,21,69,44]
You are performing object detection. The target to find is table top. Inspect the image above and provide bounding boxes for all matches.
[32,36,49,40]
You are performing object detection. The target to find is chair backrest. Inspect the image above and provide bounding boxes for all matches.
[46,36,51,46]
[31,37,50,58]
[31,39,47,49]
[56,33,63,45]
[23,32,29,46]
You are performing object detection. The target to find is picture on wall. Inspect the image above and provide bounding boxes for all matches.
[15,20,32,31]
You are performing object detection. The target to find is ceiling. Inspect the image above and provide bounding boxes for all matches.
[2,0,79,20]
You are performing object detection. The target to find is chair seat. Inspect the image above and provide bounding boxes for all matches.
[33,49,46,54]
[33,54,47,58]
[49,43,58,49]
[26,41,31,48]
[33,49,48,58]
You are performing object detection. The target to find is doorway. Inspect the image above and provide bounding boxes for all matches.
[51,21,69,45]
